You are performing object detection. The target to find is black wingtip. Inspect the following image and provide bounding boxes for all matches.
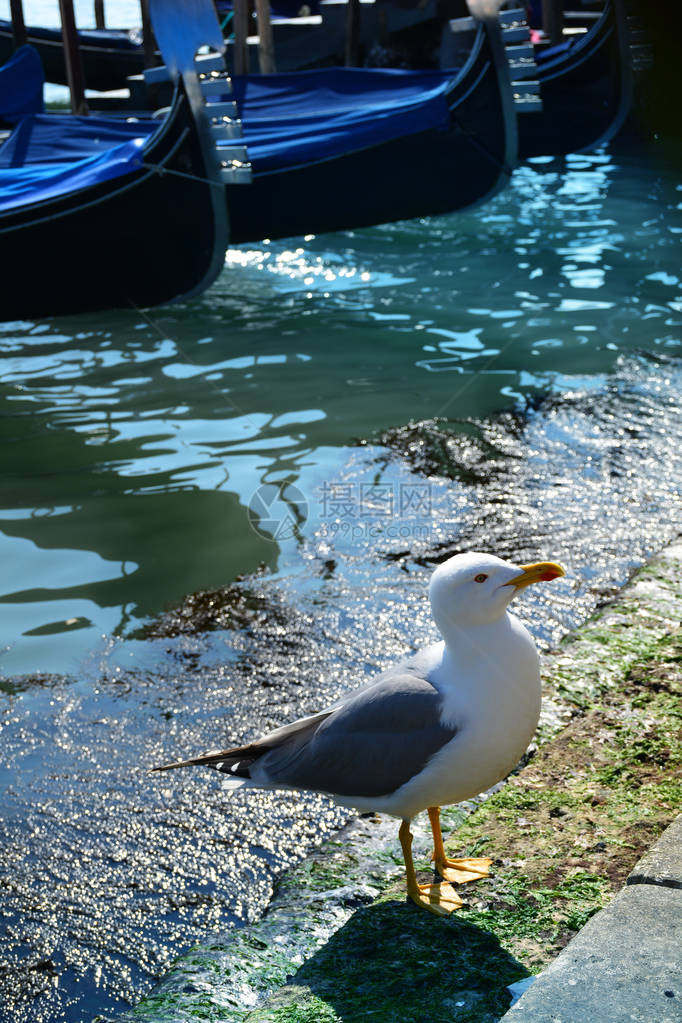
[149,760,190,772]
[149,749,230,773]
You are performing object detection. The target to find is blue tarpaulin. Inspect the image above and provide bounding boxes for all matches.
[0,45,44,124]
[0,116,152,212]
[233,67,455,173]
[0,113,155,166]
[0,67,454,212]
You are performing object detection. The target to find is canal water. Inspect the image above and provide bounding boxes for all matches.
[1,8,681,1017]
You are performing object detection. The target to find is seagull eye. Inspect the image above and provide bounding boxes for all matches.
[474,573,488,583]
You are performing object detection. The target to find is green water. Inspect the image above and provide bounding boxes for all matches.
[2,149,680,676]
[1,144,681,1023]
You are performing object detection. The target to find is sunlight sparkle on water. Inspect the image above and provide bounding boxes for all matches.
[224,245,408,292]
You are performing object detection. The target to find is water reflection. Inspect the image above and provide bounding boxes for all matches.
[1,147,681,672]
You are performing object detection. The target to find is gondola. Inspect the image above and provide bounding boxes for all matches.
[224,0,525,242]
[0,1,445,92]
[0,1,324,93]
[0,0,526,321]
[514,0,634,158]
[0,0,250,321]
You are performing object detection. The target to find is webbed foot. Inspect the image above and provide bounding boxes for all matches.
[433,855,492,884]
[408,880,464,916]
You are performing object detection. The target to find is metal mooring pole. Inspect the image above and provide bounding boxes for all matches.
[233,0,250,74]
[541,0,563,45]
[58,0,89,115]
[254,0,276,73]
[139,0,156,69]
[345,0,361,66]
[10,0,28,47]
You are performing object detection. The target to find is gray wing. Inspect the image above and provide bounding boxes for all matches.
[255,672,457,798]
[151,709,333,773]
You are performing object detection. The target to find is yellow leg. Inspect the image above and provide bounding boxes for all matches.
[428,806,492,884]
[399,819,463,916]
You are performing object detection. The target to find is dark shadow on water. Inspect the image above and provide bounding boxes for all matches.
[261,897,528,1022]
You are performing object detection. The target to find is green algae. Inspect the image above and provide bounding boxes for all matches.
[118,544,682,1023]
[134,571,283,639]
[368,415,526,486]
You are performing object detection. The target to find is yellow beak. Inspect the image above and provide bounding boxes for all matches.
[504,561,565,591]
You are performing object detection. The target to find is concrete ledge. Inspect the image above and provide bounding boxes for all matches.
[627,816,682,890]
[500,884,682,1023]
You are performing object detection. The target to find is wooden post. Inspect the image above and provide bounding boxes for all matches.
[94,0,105,30]
[345,0,361,67]
[254,0,275,73]
[139,0,156,69]
[9,0,28,48]
[58,0,89,115]
[233,0,250,75]
[541,0,563,46]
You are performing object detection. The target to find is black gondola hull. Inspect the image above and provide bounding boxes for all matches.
[0,90,225,320]
[227,22,516,244]
[518,0,633,159]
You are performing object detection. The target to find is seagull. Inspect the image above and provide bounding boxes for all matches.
[153,552,564,915]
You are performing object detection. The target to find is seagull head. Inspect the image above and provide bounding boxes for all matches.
[428,551,565,632]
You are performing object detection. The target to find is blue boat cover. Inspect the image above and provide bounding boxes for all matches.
[0,45,44,124]
[536,37,574,64]
[0,67,454,213]
[0,113,156,166]
[233,67,455,173]
[0,114,155,212]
